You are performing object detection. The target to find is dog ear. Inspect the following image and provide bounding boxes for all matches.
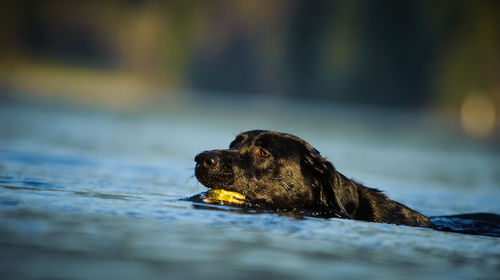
[319,161,353,218]
[299,143,352,219]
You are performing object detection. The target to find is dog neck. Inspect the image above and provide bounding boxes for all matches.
[332,171,431,227]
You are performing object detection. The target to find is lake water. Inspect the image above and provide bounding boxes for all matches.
[1,93,499,279]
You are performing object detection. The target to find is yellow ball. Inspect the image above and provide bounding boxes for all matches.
[204,189,245,204]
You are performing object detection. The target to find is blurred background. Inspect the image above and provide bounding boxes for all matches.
[0,0,499,140]
[1,2,500,279]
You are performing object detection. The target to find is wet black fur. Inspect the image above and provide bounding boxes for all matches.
[195,130,431,227]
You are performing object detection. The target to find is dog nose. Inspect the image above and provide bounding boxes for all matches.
[195,151,218,168]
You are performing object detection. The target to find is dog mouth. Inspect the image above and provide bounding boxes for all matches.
[194,151,245,205]
[202,189,246,205]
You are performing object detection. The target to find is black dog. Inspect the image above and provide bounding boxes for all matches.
[193,130,500,236]
[194,130,431,227]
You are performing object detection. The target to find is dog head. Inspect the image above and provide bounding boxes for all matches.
[195,130,347,213]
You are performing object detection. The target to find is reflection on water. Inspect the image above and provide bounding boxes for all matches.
[0,96,499,279]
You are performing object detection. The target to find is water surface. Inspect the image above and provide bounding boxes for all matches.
[1,94,499,279]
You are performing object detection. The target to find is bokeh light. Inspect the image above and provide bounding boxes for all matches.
[461,92,496,139]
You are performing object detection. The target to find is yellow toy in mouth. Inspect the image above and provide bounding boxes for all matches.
[203,189,245,204]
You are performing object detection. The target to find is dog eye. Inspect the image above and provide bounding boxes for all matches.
[258,150,270,158]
